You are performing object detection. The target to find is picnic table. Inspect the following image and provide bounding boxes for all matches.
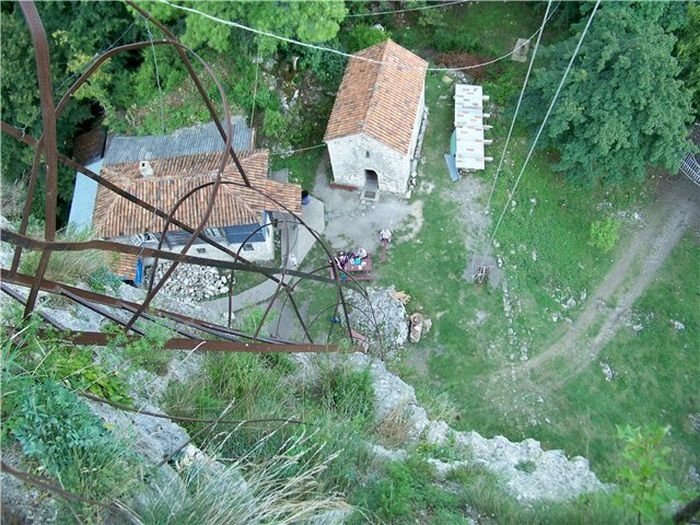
[330,254,375,281]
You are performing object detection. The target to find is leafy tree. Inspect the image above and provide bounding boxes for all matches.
[676,2,700,117]
[0,1,137,224]
[341,24,390,53]
[614,425,679,525]
[139,1,347,55]
[524,2,694,186]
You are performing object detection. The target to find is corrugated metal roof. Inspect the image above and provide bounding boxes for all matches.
[103,117,253,165]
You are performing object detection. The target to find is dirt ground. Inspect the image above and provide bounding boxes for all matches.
[312,155,424,254]
[486,175,700,416]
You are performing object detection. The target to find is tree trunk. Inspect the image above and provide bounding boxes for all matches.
[674,494,700,524]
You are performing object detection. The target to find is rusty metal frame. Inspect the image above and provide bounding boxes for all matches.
[1,2,379,355]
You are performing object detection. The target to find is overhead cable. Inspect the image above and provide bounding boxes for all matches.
[470,0,553,274]
[483,0,602,262]
[157,0,559,72]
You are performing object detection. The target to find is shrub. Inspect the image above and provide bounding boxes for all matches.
[262,108,288,145]
[104,321,174,375]
[5,379,139,519]
[39,345,133,405]
[613,425,680,525]
[350,456,464,523]
[433,32,483,54]
[2,319,132,406]
[342,25,390,52]
[589,217,621,253]
[87,266,124,294]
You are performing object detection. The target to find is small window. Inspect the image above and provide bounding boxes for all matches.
[242,243,254,252]
[204,227,225,238]
[365,150,370,158]
[196,248,206,254]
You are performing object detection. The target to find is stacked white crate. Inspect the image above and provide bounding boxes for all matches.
[454,84,490,170]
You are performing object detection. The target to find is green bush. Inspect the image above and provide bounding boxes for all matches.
[589,217,621,253]
[613,425,680,525]
[5,380,139,518]
[40,346,133,405]
[342,24,390,52]
[87,266,124,294]
[350,456,466,524]
[104,321,174,375]
[2,320,132,406]
[433,32,483,54]
[262,108,288,144]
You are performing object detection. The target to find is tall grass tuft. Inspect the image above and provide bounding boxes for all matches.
[18,225,114,285]
[137,431,352,524]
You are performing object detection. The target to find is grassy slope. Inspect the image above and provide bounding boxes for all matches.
[532,234,700,481]
[373,1,696,488]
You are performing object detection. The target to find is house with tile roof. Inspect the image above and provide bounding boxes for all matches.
[69,118,302,279]
[324,40,428,197]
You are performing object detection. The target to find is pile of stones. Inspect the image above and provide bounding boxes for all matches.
[144,262,232,302]
[346,286,408,352]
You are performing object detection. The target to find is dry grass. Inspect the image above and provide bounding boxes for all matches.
[136,430,352,525]
[374,404,413,448]
[18,225,113,285]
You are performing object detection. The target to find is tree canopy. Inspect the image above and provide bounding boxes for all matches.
[524,2,694,186]
[0,1,137,221]
[140,1,347,55]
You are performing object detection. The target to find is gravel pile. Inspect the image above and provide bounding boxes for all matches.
[144,262,232,302]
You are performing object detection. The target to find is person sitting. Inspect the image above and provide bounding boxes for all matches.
[337,251,349,269]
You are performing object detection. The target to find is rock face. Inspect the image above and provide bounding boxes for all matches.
[338,352,607,503]
[346,286,408,353]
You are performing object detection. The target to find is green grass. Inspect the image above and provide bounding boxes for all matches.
[375,52,678,484]
[527,234,700,483]
[271,147,325,193]
[391,1,544,57]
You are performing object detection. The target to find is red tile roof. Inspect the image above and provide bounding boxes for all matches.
[93,150,301,238]
[324,40,428,155]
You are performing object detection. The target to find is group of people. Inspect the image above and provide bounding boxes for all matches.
[331,229,392,271]
[334,247,368,270]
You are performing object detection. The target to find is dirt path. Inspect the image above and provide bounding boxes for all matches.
[514,176,700,387]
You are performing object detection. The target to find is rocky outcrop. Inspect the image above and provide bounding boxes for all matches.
[333,352,607,503]
[346,286,408,353]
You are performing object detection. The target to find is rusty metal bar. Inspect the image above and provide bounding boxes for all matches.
[117,302,198,340]
[48,330,334,353]
[1,4,367,353]
[9,146,43,276]
[0,270,312,347]
[0,284,67,331]
[0,228,344,285]
[19,2,59,319]
[125,0,252,188]
[58,288,147,336]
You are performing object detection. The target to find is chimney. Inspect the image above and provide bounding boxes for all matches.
[139,161,154,178]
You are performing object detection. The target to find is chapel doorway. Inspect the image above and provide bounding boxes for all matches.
[364,169,378,189]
